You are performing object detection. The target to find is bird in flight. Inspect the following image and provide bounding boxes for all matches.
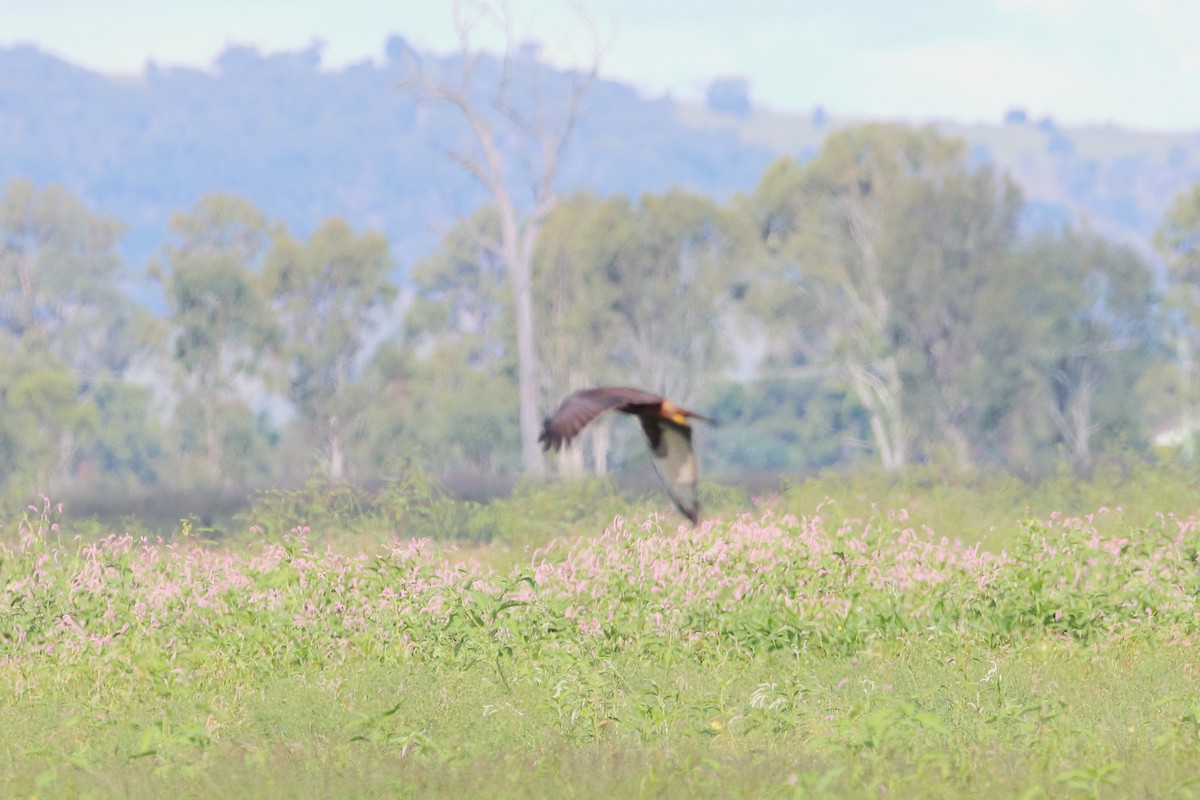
[539,387,716,524]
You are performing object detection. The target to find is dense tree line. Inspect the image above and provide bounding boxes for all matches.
[2,122,1198,508]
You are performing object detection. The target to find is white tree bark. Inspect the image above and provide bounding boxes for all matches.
[402,2,602,477]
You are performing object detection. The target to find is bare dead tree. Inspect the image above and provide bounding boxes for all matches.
[401,1,605,477]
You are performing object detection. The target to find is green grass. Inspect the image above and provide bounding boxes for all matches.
[4,465,1200,798]
[6,639,1200,798]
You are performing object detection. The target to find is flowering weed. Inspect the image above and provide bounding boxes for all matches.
[3,495,1200,797]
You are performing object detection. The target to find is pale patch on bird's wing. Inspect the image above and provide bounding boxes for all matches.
[641,418,700,524]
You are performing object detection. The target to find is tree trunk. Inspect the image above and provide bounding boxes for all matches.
[1180,332,1195,465]
[846,358,907,473]
[589,420,612,477]
[1068,369,1094,472]
[328,415,346,482]
[944,421,974,473]
[400,3,600,478]
[558,442,585,477]
[204,396,222,484]
[511,253,544,477]
[1045,364,1098,475]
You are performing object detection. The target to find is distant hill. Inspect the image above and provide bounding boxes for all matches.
[688,103,1200,252]
[3,40,1198,287]
[0,42,771,280]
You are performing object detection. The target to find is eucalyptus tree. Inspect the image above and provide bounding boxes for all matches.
[0,179,125,355]
[1012,229,1157,471]
[532,190,749,475]
[400,0,604,477]
[1156,182,1200,461]
[150,193,278,483]
[403,207,519,474]
[263,217,398,481]
[883,159,1023,468]
[532,193,629,475]
[603,191,749,402]
[0,346,93,499]
[0,179,155,494]
[745,124,1024,471]
[406,207,508,369]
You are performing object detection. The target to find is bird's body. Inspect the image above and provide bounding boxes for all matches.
[539,387,715,524]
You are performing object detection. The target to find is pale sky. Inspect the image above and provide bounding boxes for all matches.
[3,0,1199,130]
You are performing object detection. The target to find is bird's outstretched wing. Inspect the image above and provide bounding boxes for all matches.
[541,385,713,525]
[639,416,700,524]
[539,386,666,451]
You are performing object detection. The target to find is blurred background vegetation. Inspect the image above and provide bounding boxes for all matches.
[3,38,1200,532]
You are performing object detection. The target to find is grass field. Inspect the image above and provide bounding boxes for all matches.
[4,467,1200,798]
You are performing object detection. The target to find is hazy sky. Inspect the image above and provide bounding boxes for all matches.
[4,0,1198,130]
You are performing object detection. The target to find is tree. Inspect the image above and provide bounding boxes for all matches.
[1013,230,1156,472]
[884,160,1023,468]
[0,345,95,499]
[747,126,945,470]
[0,179,153,380]
[701,376,867,473]
[84,381,165,487]
[404,208,520,474]
[604,191,749,402]
[406,207,509,369]
[0,179,124,348]
[532,193,629,475]
[400,0,603,477]
[0,180,159,496]
[750,127,1156,473]
[262,217,398,480]
[350,339,419,477]
[1156,182,1200,462]
[150,194,277,483]
[529,190,748,475]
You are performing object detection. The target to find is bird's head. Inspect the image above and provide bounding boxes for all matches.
[662,400,717,427]
[659,400,689,426]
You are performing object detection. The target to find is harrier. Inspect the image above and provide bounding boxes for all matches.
[539,387,716,524]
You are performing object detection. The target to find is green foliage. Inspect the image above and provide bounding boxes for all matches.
[1157,182,1200,284]
[530,190,754,475]
[702,377,868,472]
[85,382,165,485]
[406,207,508,366]
[0,178,125,352]
[168,394,276,485]
[262,217,399,480]
[402,360,521,474]
[0,180,156,501]
[1008,228,1160,470]
[0,345,95,502]
[1156,182,1200,463]
[0,130,1194,510]
[5,476,1200,798]
[400,208,523,474]
[235,468,636,554]
[741,125,1162,475]
[464,477,633,548]
[149,193,280,486]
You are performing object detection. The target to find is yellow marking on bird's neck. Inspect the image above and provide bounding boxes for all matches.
[661,401,689,427]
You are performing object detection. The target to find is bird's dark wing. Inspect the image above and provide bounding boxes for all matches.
[639,416,700,525]
[539,386,665,451]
